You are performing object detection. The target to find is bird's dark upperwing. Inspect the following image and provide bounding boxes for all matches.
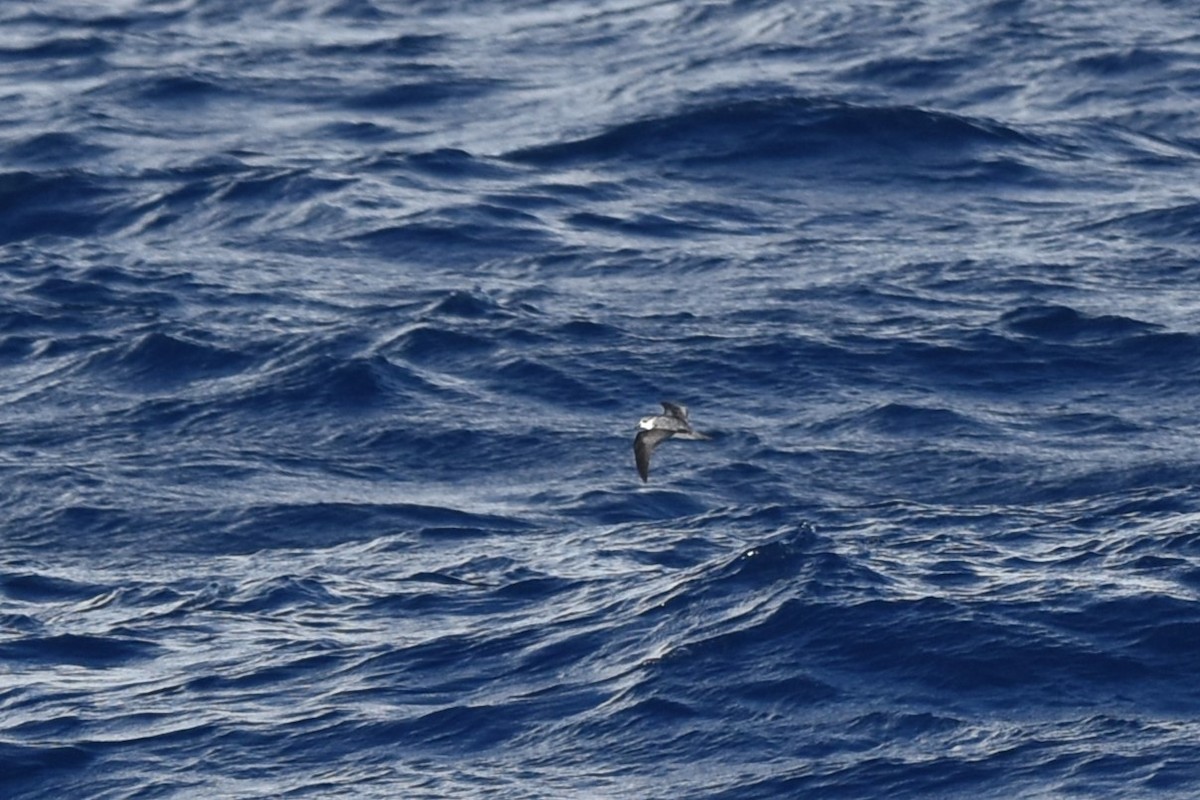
[634,428,673,482]
[660,401,689,423]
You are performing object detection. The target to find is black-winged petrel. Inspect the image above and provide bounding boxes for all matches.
[634,401,710,482]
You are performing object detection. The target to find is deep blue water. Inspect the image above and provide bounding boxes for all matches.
[3,1,1200,797]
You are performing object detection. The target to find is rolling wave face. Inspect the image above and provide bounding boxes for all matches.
[4,0,1200,798]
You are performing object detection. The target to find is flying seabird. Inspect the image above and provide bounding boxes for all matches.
[634,401,710,482]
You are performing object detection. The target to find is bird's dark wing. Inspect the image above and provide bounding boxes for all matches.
[634,428,673,482]
[660,401,689,423]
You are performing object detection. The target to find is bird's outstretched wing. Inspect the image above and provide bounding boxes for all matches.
[634,428,674,482]
[660,401,689,422]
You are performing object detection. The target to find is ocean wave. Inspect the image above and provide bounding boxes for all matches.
[507,95,1039,171]
[1093,200,1200,240]
[814,402,995,437]
[0,170,115,243]
[1000,304,1163,341]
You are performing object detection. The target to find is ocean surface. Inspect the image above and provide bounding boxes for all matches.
[3,1,1200,797]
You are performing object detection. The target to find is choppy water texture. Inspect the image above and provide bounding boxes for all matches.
[4,1,1200,797]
